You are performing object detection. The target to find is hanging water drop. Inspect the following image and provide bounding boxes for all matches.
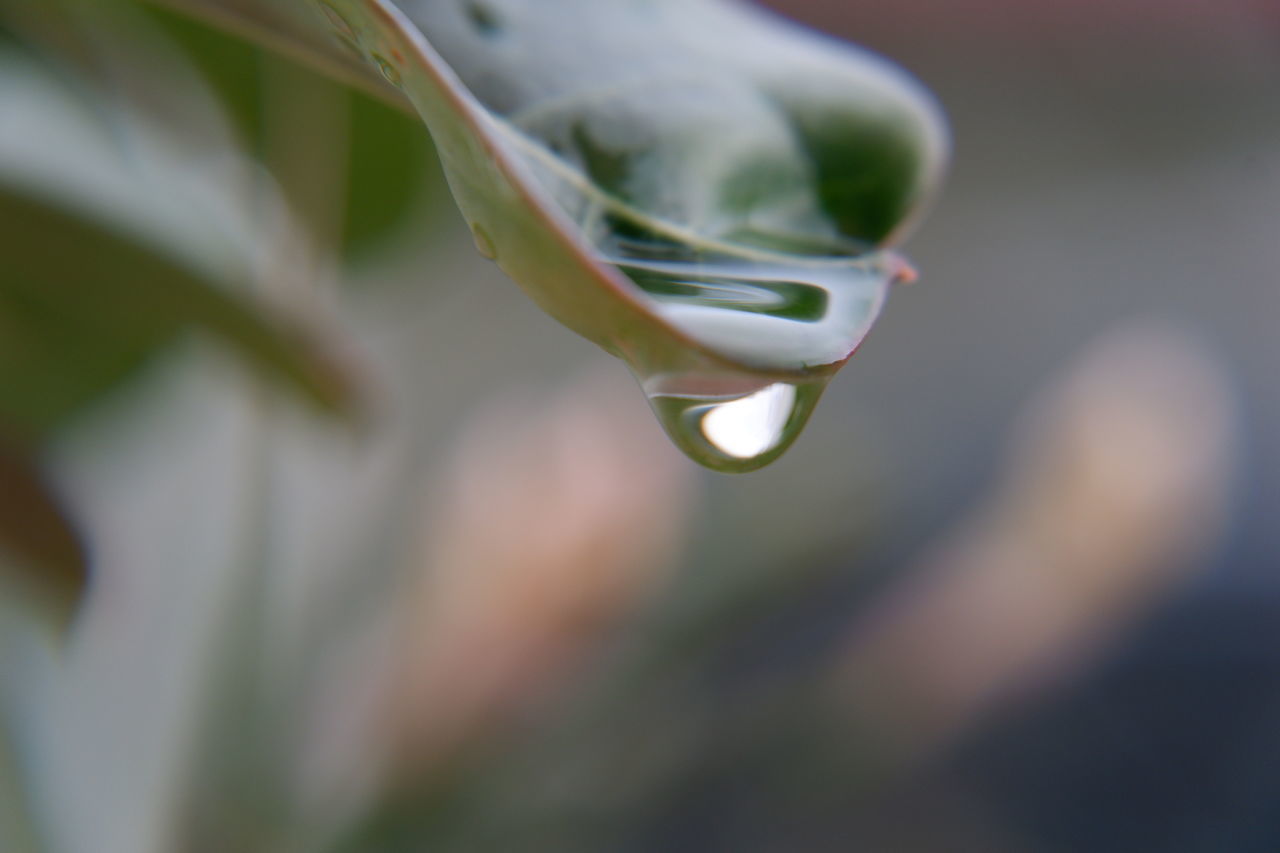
[373,54,403,87]
[570,208,900,472]
[316,1,355,38]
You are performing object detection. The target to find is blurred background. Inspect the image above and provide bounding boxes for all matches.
[1,1,1277,851]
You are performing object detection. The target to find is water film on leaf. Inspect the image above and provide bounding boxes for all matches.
[160,0,948,471]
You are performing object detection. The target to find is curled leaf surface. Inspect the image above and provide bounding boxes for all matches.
[154,0,948,469]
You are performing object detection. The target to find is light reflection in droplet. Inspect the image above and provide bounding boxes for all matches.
[699,383,796,459]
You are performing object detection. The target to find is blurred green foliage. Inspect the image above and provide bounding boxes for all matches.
[151,7,438,259]
[0,1,450,609]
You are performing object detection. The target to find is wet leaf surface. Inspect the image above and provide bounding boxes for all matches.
[153,0,947,472]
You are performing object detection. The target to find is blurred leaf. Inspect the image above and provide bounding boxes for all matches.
[0,189,353,438]
[22,345,282,853]
[144,6,267,145]
[150,0,947,470]
[0,38,357,440]
[143,5,441,261]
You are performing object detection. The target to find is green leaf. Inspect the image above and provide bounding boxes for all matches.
[0,8,363,619]
[0,187,353,438]
[147,0,947,470]
[0,36,357,442]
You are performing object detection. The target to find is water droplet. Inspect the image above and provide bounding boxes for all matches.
[643,374,824,473]
[373,54,402,87]
[471,223,497,260]
[597,239,898,470]
[316,1,355,38]
[493,123,905,471]
[577,224,895,471]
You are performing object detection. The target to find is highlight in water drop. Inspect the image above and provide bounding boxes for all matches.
[700,383,796,459]
[643,375,825,473]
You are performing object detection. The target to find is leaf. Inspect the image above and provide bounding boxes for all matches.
[0,28,357,441]
[18,345,281,853]
[148,0,947,469]
[316,0,943,347]
[0,6,362,623]
[0,188,353,436]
